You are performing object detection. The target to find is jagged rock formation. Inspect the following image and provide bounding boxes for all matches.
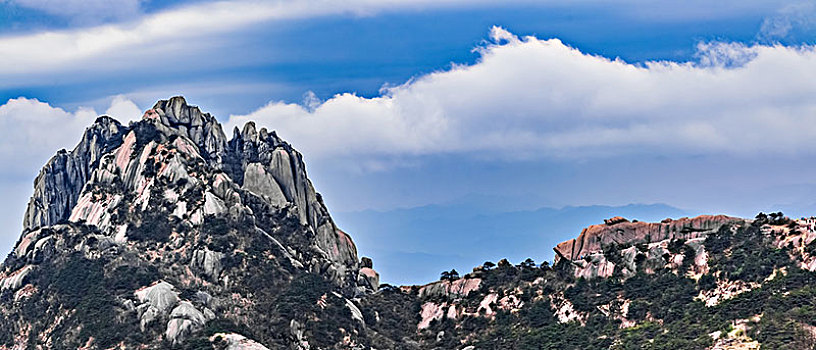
[0,97,376,349]
[551,215,743,280]
[22,117,124,230]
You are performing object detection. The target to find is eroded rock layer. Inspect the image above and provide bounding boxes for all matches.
[554,214,741,262]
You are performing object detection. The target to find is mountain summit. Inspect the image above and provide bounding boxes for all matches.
[2,97,376,348]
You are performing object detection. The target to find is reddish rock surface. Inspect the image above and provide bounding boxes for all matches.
[553,215,742,262]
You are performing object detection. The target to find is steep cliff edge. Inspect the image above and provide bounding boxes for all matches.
[553,215,741,262]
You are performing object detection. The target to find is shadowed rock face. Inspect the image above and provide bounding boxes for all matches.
[553,214,743,262]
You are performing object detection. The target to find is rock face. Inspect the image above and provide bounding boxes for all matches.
[553,214,741,262]
[22,117,124,230]
[0,97,374,349]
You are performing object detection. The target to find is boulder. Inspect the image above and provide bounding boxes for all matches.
[358,267,379,290]
[211,333,271,350]
[203,191,227,215]
[166,301,213,344]
[135,281,179,313]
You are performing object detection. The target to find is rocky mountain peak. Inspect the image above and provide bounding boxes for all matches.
[143,96,228,161]
[3,96,372,348]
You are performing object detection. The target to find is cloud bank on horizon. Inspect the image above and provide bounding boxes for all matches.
[4,25,816,173]
[229,27,816,163]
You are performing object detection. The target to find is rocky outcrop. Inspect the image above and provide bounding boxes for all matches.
[212,333,271,350]
[191,248,224,280]
[22,117,123,230]
[2,96,377,349]
[135,281,179,313]
[150,96,227,161]
[166,301,214,344]
[418,278,482,299]
[554,214,741,262]
[0,265,33,291]
[242,162,287,207]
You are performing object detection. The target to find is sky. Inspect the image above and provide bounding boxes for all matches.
[3,0,816,284]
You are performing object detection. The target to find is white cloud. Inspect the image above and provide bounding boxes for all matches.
[226,27,816,163]
[0,0,517,79]
[0,0,784,84]
[758,2,816,42]
[5,0,143,23]
[0,96,141,176]
[105,94,143,122]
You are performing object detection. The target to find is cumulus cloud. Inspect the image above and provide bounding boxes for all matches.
[0,96,142,176]
[105,95,143,122]
[226,27,816,163]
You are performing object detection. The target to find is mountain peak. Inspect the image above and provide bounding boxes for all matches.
[4,97,372,348]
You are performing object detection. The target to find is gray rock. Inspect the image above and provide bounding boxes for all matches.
[23,117,123,230]
[345,298,365,325]
[166,301,212,344]
[0,265,33,291]
[193,291,212,307]
[242,163,287,207]
[152,96,227,161]
[211,333,271,350]
[191,248,224,279]
[138,304,161,332]
[357,267,380,291]
[135,281,179,313]
[203,191,227,215]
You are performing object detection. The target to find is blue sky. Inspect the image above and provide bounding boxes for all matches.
[3,0,816,284]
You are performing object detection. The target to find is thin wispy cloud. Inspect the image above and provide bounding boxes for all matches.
[0,0,517,79]
[2,0,144,24]
[758,2,816,42]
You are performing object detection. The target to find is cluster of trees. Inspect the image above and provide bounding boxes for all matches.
[755,211,793,226]
[440,269,460,281]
